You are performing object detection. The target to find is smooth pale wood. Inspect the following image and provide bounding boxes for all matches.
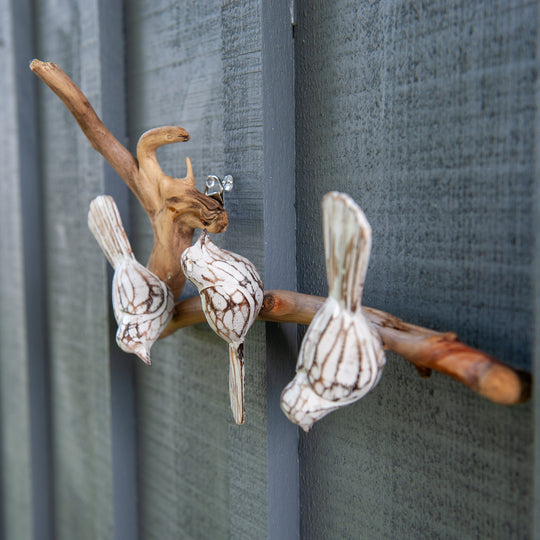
[162,290,530,405]
[30,60,228,300]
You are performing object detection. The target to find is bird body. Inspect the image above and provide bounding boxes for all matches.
[281,192,386,432]
[88,195,174,365]
[181,231,264,424]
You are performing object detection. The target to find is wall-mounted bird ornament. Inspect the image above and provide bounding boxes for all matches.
[281,192,386,432]
[181,231,264,424]
[88,195,174,365]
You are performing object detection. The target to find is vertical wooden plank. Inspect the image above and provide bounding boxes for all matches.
[34,0,122,537]
[534,1,540,535]
[125,5,231,536]
[9,0,54,537]
[95,1,138,539]
[295,0,534,538]
[297,0,535,372]
[0,2,37,538]
[125,1,270,537]
[221,3,269,538]
[261,1,299,539]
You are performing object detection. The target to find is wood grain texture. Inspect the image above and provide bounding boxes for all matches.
[261,1,300,537]
[4,0,535,538]
[93,3,138,537]
[535,1,540,535]
[125,1,268,537]
[0,2,35,538]
[30,58,230,301]
[35,0,117,538]
[165,290,531,405]
[297,0,535,372]
[295,0,534,537]
[300,359,532,539]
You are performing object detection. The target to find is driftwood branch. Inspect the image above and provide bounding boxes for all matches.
[30,60,139,190]
[162,290,531,406]
[30,59,228,299]
[31,59,531,407]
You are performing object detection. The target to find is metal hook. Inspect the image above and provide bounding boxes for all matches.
[205,174,234,205]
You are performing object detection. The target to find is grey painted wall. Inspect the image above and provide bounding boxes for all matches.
[125,1,270,538]
[0,0,537,539]
[296,1,535,538]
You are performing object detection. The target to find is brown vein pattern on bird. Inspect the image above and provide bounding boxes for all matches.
[88,196,174,366]
[33,59,531,409]
[281,192,386,432]
[300,298,385,401]
[113,262,174,358]
[181,231,264,424]
[115,263,170,315]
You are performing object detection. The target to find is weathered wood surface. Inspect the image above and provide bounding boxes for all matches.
[35,0,120,538]
[0,2,36,538]
[261,1,300,537]
[2,0,538,538]
[125,1,269,537]
[30,58,230,302]
[295,1,535,538]
[166,290,531,406]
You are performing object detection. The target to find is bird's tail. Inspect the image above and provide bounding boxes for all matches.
[228,343,245,425]
[322,192,372,313]
[88,195,134,269]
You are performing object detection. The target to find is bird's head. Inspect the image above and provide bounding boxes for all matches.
[181,231,216,290]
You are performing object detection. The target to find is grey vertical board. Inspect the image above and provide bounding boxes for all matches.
[9,0,54,537]
[299,365,532,538]
[297,0,535,372]
[125,1,268,538]
[221,2,268,538]
[95,1,138,538]
[35,0,118,538]
[296,1,534,538]
[262,1,300,539]
[535,2,540,536]
[0,2,35,538]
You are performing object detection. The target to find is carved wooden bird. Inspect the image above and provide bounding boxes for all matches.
[88,195,174,365]
[181,231,264,424]
[281,192,386,432]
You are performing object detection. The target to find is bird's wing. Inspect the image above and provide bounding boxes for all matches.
[300,299,382,402]
[113,259,173,317]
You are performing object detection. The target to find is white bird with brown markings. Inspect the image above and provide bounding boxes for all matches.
[281,192,386,432]
[181,231,264,424]
[88,195,174,365]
